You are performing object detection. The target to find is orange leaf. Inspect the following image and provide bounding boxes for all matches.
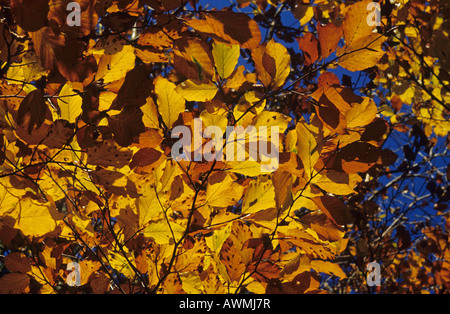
[317,23,342,60]
[187,12,261,50]
[297,33,319,66]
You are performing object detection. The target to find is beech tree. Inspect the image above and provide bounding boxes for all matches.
[0,0,448,294]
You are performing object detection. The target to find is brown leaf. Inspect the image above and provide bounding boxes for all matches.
[48,0,98,38]
[11,0,49,32]
[55,39,98,83]
[317,72,340,88]
[129,147,163,171]
[87,139,133,168]
[361,118,388,142]
[4,252,31,273]
[220,238,246,282]
[29,24,65,70]
[162,0,187,11]
[317,93,347,133]
[174,37,215,82]
[108,106,145,147]
[17,89,51,134]
[380,149,398,166]
[0,273,30,294]
[42,120,74,149]
[313,195,352,226]
[112,65,153,110]
[390,94,403,112]
[89,272,110,294]
[266,271,320,294]
[339,142,381,164]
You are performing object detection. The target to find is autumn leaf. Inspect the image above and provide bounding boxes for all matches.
[296,116,323,179]
[337,0,386,71]
[297,33,319,66]
[317,23,342,60]
[58,83,83,123]
[253,39,291,89]
[212,42,240,80]
[345,97,377,129]
[96,44,136,84]
[205,172,244,208]
[175,79,219,102]
[154,76,186,129]
[241,176,276,215]
[187,11,261,50]
[13,198,62,237]
[143,220,185,245]
[0,273,30,294]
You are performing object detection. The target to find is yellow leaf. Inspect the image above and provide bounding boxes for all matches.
[141,96,160,129]
[79,261,101,286]
[175,79,219,102]
[337,0,386,71]
[13,198,61,237]
[341,0,376,48]
[98,91,117,112]
[205,172,244,208]
[154,76,185,129]
[337,33,386,71]
[296,116,323,179]
[265,39,291,88]
[285,129,297,153]
[200,107,228,134]
[96,45,135,84]
[0,177,25,216]
[310,260,347,278]
[180,272,204,293]
[212,42,240,80]
[137,182,165,228]
[254,110,291,134]
[58,83,82,123]
[345,97,377,128]
[233,91,266,124]
[206,223,232,254]
[225,160,262,177]
[71,212,95,237]
[296,4,314,26]
[143,220,185,245]
[28,266,54,294]
[108,251,136,279]
[242,176,276,215]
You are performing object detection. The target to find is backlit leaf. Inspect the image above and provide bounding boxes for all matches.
[154,76,186,129]
[175,80,219,102]
[212,42,240,80]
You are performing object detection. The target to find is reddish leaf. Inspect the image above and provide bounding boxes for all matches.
[108,106,145,147]
[297,33,319,66]
[317,23,342,60]
[4,252,31,273]
[129,147,163,170]
[0,273,30,294]
[314,195,352,226]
